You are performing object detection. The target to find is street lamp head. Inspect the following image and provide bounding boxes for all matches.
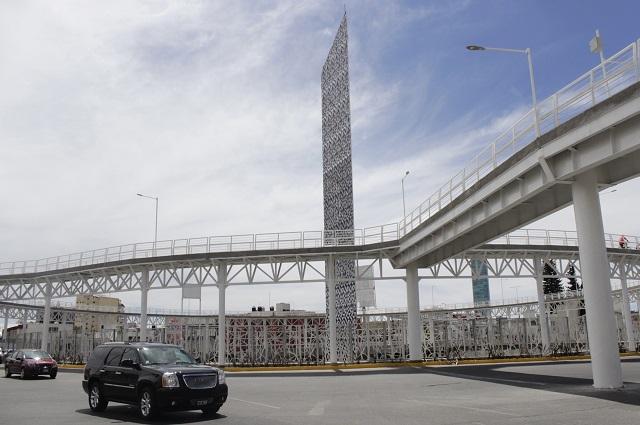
[466,45,485,51]
[136,193,144,197]
[405,170,410,176]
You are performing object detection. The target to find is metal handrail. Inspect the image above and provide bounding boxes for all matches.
[399,39,640,236]
[0,227,637,276]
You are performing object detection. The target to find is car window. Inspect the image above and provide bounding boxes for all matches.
[105,347,125,366]
[120,348,139,366]
[23,350,51,359]
[139,346,196,365]
[87,346,111,368]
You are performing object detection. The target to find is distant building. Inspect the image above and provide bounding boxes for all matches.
[275,303,291,312]
[74,294,125,334]
[471,260,491,306]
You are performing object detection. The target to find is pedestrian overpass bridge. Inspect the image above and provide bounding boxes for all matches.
[3,40,640,388]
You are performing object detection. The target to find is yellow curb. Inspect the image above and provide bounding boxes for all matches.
[221,361,424,372]
[58,352,639,372]
[220,353,640,372]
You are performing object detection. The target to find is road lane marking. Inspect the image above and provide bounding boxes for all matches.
[308,399,330,416]
[228,397,281,409]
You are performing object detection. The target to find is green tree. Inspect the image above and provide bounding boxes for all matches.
[543,260,563,294]
[566,265,581,291]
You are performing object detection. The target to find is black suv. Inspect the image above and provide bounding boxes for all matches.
[82,343,228,419]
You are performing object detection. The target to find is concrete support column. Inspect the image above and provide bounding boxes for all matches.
[140,269,149,342]
[41,286,52,351]
[217,263,227,366]
[619,259,636,352]
[326,256,337,364]
[534,257,550,352]
[406,264,422,361]
[572,170,623,388]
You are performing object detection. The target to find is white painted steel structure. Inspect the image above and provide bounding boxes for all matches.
[3,39,640,388]
[2,279,638,365]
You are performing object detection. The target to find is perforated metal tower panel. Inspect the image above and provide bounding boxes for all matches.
[321,14,356,362]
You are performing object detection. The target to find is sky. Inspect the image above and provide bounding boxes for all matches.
[1,0,640,318]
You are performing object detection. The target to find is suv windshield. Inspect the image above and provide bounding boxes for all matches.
[139,346,196,365]
[24,350,51,360]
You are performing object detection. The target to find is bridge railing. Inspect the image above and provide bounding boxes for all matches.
[0,223,402,275]
[490,228,639,250]
[1,226,636,276]
[399,39,640,237]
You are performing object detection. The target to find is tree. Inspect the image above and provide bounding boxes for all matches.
[566,265,581,292]
[543,260,563,294]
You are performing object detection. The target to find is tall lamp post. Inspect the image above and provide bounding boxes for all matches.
[137,193,159,254]
[401,170,410,217]
[466,45,540,137]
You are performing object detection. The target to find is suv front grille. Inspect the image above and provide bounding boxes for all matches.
[183,374,217,389]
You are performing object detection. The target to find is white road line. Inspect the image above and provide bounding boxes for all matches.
[228,397,281,409]
[308,399,331,416]
[404,399,520,417]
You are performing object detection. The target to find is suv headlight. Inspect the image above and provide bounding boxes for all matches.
[162,372,179,388]
[218,370,225,384]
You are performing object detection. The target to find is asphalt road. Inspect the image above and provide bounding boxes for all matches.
[1,360,640,425]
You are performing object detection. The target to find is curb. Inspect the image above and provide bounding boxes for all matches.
[57,352,639,374]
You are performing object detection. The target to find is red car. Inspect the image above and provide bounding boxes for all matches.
[4,349,58,379]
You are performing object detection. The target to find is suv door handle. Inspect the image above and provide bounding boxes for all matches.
[115,371,122,375]
[99,369,106,373]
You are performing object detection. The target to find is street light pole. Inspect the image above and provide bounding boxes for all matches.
[137,193,159,254]
[466,45,541,137]
[401,170,410,217]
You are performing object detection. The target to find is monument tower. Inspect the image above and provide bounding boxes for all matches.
[321,14,356,362]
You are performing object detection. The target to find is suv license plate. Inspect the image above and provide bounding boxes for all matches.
[195,400,209,406]
[42,367,48,371]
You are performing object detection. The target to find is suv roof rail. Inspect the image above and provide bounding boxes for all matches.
[102,342,130,345]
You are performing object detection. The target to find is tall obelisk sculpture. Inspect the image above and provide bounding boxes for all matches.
[321,14,356,362]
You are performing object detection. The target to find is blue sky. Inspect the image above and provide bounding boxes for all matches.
[1,0,639,316]
[348,0,640,164]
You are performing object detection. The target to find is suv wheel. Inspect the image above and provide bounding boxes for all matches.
[138,386,158,419]
[50,370,57,379]
[4,366,10,378]
[20,368,27,379]
[89,382,108,412]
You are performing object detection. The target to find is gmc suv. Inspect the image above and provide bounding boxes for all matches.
[82,342,228,419]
